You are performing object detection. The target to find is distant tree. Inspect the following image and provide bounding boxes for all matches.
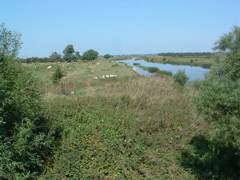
[82,49,99,61]
[63,44,77,62]
[75,51,81,59]
[63,44,74,54]
[49,52,62,61]
[103,54,111,59]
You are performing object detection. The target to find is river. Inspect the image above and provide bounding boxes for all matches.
[116,58,209,81]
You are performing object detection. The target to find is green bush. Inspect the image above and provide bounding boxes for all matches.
[147,67,159,73]
[173,70,189,86]
[133,63,140,65]
[0,24,58,179]
[103,54,111,59]
[0,55,58,179]
[156,70,172,76]
[52,65,65,84]
[82,49,99,61]
[196,26,240,144]
[184,26,240,179]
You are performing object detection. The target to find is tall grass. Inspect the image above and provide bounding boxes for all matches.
[40,75,206,179]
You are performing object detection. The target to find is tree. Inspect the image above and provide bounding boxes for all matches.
[49,52,62,61]
[63,44,77,62]
[82,49,99,61]
[63,44,74,55]
[75,51,81,59]
[212,25,240,80]
[0,24,57,179]
[183,26,240,179]
[103,54,111,59]
[0,23,22,57]
[196,26,240,147]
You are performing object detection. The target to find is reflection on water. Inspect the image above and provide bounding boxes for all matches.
[116,58,209,81]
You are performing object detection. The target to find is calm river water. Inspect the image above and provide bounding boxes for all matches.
[116,58,209,81]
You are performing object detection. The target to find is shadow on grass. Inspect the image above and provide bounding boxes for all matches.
[181,135,240,179]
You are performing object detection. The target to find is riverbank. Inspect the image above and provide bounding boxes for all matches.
[141,55,215,68]
[40,74,206,179]
[24,60,208,179]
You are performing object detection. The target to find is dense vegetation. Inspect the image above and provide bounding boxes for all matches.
[0,23,59,179]
[182,26,240,179]
[1,23,239,179]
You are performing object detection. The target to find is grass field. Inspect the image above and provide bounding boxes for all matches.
[27,59,136,83]
[24,60,209,179]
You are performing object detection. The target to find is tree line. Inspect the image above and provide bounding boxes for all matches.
[21,45,112,63]
[158,52,214,57]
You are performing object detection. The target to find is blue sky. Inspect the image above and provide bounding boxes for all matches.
[1,0,239,57]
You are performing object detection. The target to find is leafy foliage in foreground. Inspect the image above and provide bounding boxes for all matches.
[0,24,58,179]
[183,26,240,179]
[181,135,240,179]
[40,76,200,179]
[196,26,240,144]
[0,56,58,179]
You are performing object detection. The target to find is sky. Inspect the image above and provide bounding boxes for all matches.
[1,0,240,58]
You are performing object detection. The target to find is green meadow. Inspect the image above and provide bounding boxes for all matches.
[24,60,207,179]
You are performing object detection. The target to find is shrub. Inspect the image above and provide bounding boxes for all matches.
[133,63,140,65]
[196,26,240,143]
[173,70,189,86]
[82,49,99,61]
[147,67,159,73]
[103,54,111,59]
[0,23,57,179]
[156,70,172,76]
[52,65,65,84]
[187,26,240,179]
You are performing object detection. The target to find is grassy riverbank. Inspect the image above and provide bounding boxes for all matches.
[42,78,207,179]
[141,55,215,68]
[23,60,208,179]
[133,63,173,77]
